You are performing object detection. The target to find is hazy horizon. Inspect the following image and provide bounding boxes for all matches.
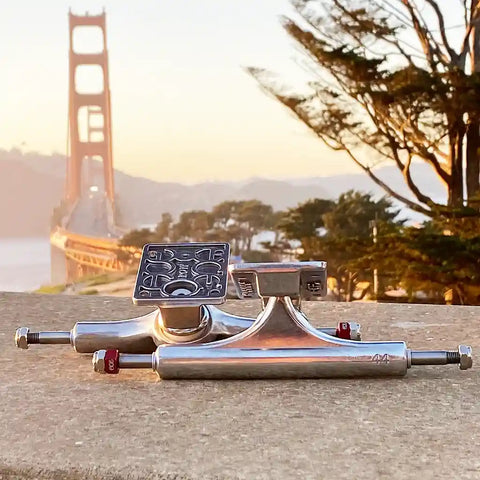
[1,1,463,184]
[1,0,360,183]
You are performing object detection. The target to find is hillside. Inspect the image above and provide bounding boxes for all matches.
[0,156,64,237]
[0,148,445,237]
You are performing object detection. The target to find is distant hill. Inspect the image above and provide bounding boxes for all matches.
[0,154,64,237]
[0,148,446,237]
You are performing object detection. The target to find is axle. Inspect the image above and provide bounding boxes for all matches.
[26,330,71,345]
[93,344,473,379]
[410,348,471,367]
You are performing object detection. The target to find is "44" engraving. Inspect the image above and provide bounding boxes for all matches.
[372,353,390,365]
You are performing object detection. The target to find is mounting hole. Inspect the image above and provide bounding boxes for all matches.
[163,280,198,297]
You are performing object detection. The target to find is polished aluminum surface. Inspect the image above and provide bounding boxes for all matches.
[15,253,353,354]
[229,261,327,300]
[16,305,361,353]
[152,296,409,379]
[72,312,158,353]
[96,295,473,379]
[16,243,473,381]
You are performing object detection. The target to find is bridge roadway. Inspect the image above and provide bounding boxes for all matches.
[66,193,115,239]
[1,293,479,479]
[51,194,133,279]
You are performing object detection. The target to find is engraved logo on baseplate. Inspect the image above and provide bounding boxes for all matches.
[238,277,255,298]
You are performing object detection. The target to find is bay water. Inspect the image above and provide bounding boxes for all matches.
[0,237,51,292]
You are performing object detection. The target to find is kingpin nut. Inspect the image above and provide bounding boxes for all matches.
[336,322,361,341]
[15,327,30,349]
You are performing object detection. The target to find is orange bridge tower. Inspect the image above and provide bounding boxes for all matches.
[51,10,122,285]
[67,10,115,209]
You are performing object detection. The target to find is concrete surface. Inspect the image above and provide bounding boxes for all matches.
[1,292,479,480]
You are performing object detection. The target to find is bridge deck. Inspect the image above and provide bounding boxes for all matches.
[66,195,114,238]
[1,292,479,479]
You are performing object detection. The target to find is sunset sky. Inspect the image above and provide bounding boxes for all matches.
[0,0,356,183]
[0,1,463,183]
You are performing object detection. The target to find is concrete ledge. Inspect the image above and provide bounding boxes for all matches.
[1,292,479,479]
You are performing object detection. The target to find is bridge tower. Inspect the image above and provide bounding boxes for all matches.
[51,10,121,285]
[67,10,115,209]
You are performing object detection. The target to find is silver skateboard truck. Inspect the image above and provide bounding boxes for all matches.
[93,260,473,379]
[14,243,360,355]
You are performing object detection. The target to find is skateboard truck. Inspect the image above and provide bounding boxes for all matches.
[92,257,473,379]
[14,243,360,355]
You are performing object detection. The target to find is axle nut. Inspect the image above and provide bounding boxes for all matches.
[459,345,473,370]
[15,327,29,350]
[92,349,119,374]
[93,349,107,373]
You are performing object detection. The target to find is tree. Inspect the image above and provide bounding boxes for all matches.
[211,201,243,229]
[323,190,402,238]
[210,201,245,251]
[277,198,334,239]
[154,213,173,241]
[278,191,403,300]
[119,228,154,249]
[210,199,275,253]
[249,0,480,218]
[237,200,275,251]
[364,227,480,304]
[172,210,213,241]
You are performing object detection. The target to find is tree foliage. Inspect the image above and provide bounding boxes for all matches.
[249,0,480,218]
[118,190,480,304]
[363,227,480,304]
[119,228,156,249]
[323,190,402,237]
[277,191,403,300]
[277,198,334,239]
[172,210,214,241]
[154,212,173,240]
[120,199,277,257]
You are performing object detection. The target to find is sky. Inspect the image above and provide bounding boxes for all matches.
[0,1,464,184]
[0,0,359,183]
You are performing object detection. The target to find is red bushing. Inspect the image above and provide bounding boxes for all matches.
[336,322,351,340]
[104,349,119,374]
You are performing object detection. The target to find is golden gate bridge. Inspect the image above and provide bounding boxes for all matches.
[51,11,135,283]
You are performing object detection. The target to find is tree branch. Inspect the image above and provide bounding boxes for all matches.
[459,1,478,68]
[400,0,446,66]
[342,146,433,215]
[423,0,459,62]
